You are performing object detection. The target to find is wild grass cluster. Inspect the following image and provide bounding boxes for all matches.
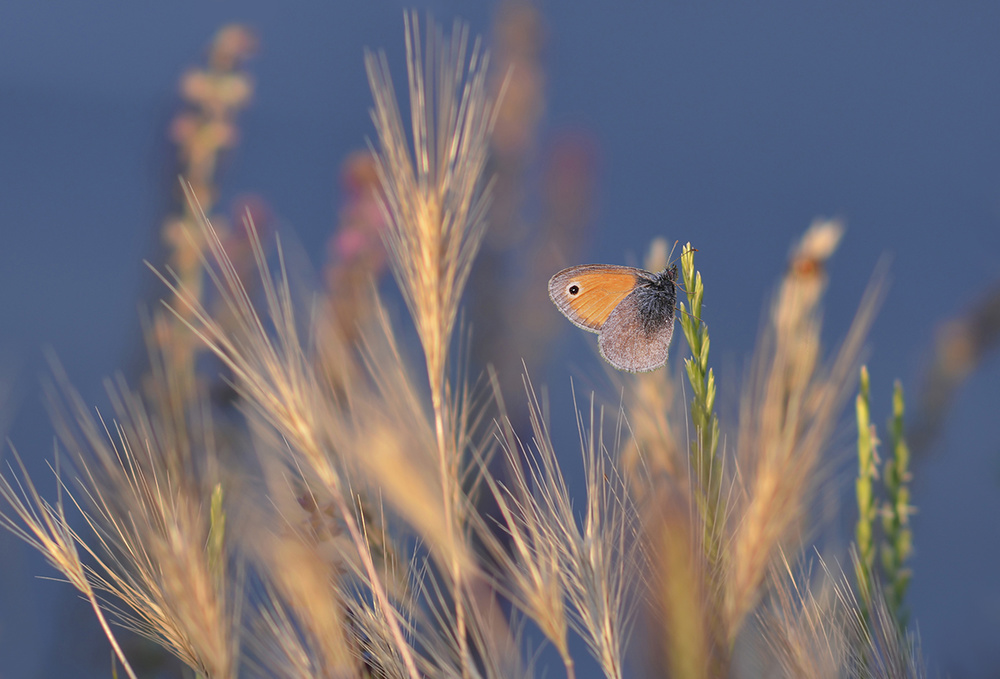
[1,12,932,679]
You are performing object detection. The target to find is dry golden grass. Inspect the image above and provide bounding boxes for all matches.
[0,15,931,679]
[45,365,238,678]
[760,555,926,679]
[723,220,883,641]
[365,15,503,669]
[0,447,139,679]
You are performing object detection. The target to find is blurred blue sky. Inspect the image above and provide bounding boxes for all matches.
[1,1,999,676]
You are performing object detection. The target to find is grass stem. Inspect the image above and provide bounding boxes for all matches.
[678,243,723,572]
[855,365,877,623]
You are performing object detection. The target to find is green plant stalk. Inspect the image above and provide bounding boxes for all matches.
[854,365,877,622]
[881,380,913,631]
[678,243,722,570]
[207,483,226,590]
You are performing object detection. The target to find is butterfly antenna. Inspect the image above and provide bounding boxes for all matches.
[670,241,698,261]
[665,241,698,269]
[666,240,679,266]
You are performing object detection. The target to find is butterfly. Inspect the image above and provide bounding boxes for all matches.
[548,264,678,373]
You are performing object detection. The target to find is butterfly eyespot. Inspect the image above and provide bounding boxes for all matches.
[568,284,580,295]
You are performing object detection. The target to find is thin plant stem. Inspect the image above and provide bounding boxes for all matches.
[86,590,140,679]
[855,365,877,623]
[431,375,468,673]
[677,243,723,572]
[881,380,913,631]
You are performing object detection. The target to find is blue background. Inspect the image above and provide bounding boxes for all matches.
[1,1,999,676]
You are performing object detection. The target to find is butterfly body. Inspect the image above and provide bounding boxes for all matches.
[548,264,678,373]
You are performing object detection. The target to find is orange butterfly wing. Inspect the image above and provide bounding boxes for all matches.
[548,265,644,332]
